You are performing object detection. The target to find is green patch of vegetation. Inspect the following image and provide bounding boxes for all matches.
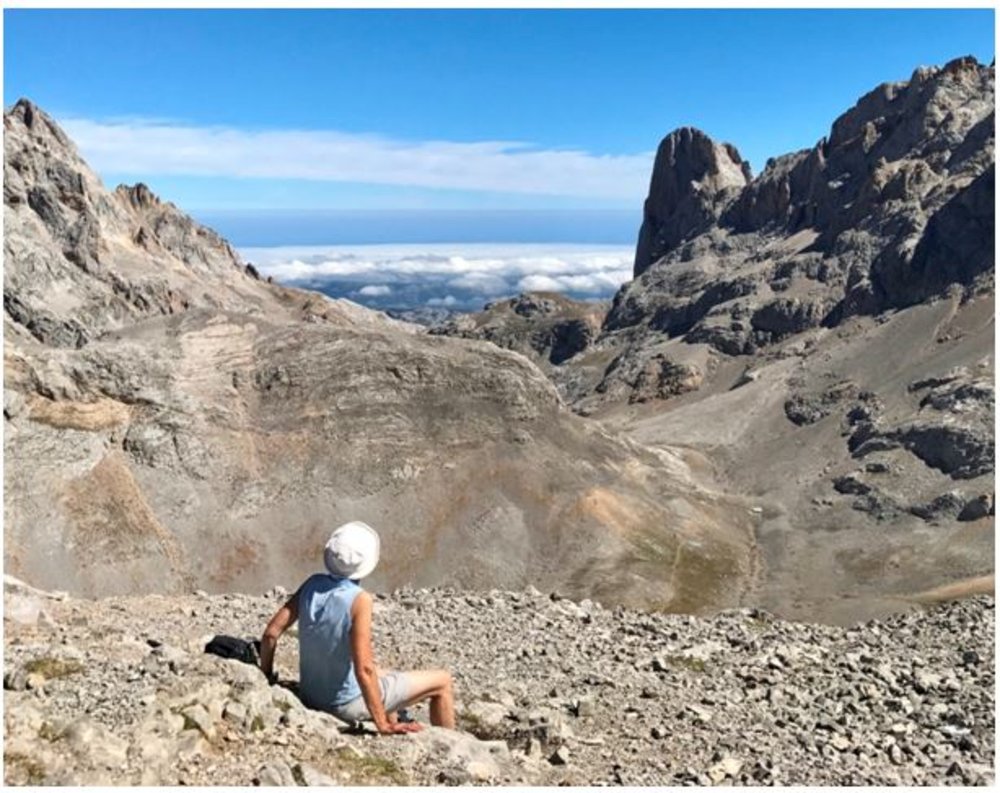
[610,526,744,616]
[458,709,508,742]
[37,722,65,742]
[459,710,486,736]
[746,616,772,633]
[334,748,408,785]
[250,715,265,732]
[5,751,46,784]
[23,657,84,679]
[664,655,707,673]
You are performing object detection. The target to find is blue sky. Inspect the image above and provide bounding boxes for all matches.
[4,8,995,212]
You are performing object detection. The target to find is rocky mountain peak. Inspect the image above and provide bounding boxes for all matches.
[115,182,160,210]
[654,127,752,191]
[825,55,993,170]
[632,58,994,286]
[5,98,75,151]
[619,57,994,347]
[4,100,300,347]
[634,127,752,276]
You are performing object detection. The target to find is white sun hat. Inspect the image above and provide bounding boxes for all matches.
[324,521,381,580]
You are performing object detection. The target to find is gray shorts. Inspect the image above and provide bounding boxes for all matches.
[329,671,412,723]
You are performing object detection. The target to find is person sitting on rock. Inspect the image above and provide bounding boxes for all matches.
[260,520,456,736]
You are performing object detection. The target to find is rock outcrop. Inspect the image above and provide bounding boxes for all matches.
[432,292,606,367]
[848,368,995,480]
[3,579,995,786]
[431,292,611,403]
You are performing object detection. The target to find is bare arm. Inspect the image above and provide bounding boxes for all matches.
[350,592,421,735]
[260,590,299,683]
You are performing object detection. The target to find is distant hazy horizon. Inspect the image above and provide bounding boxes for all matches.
[199,209,639,313]
[238,239,634,314]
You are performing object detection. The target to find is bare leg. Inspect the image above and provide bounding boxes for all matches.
[401,669,455,729]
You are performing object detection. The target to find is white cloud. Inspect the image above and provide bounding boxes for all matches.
[59,116,653,200]
[517,274,565,292]
[519,270,633,293]
[357,284,392,296]
[446,272,511,293]
[240,242,634,310]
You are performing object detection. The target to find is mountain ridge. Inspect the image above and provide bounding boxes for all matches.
[3,56,995,624]
[3,100,756,615]
[436,56,995,623]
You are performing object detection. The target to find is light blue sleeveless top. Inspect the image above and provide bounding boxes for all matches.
[297,574,363,708]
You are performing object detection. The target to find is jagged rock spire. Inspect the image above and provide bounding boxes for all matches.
[634,127,751,276]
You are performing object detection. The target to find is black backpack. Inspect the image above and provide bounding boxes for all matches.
[204,634,261,666]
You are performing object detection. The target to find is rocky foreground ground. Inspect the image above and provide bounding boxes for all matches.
[3,577,994,786]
